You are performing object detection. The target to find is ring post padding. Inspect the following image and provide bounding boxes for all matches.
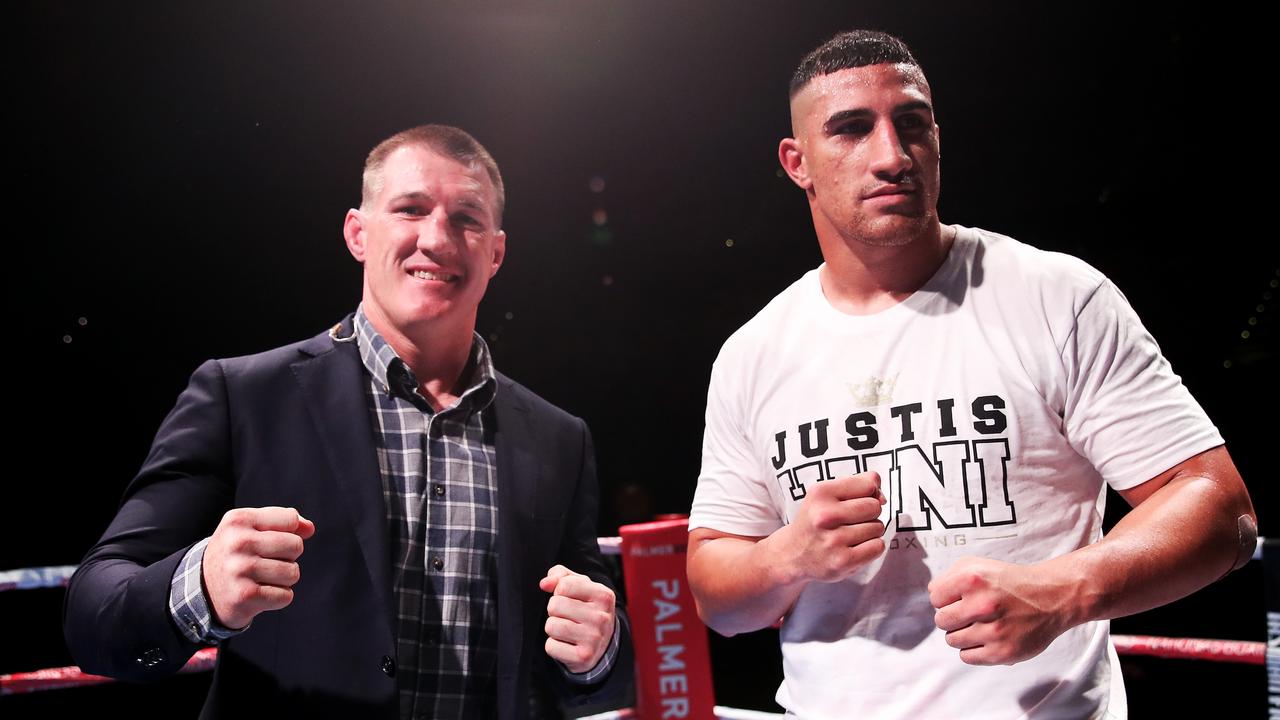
[1264,537,1278,717]
[619,518,716,720]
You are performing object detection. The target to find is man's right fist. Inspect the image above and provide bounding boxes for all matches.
[778,471,887,584]
[203,506,315,630]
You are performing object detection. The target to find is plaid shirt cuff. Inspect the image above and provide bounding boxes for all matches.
[561,613,621,685]
[168,537,249,644]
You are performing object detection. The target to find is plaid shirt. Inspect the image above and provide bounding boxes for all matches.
[355,308,502,718]
[170,308,616,716]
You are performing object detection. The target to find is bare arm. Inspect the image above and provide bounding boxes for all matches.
[930,445,1256,665]
[687,472,886,637]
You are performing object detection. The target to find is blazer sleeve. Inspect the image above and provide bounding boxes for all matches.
[546,419,635,712]
[64,359,237,680]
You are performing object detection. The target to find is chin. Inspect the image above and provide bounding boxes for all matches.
[852,219,925,248]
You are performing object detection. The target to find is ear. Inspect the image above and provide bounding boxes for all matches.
[489,230,507,278]
[778,137,812,191]
[343,209,367,262]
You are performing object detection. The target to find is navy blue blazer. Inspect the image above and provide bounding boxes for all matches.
[64,316,632,718]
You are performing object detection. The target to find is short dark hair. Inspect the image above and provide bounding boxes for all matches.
[361,124,505,226]
[789,30,922,99]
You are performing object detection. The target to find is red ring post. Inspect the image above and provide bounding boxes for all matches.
[619,518,716,720]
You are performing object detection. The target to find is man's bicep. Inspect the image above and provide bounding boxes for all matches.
[1116,445,1246,509]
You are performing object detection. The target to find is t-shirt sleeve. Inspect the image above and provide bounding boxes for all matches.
[688,352,785,536]
[1059,279,1223,491]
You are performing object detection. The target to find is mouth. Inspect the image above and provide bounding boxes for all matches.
[408,269,460,283]
[864,185,916,200]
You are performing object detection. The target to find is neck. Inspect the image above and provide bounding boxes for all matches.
[815,221,954,315]
[362,303,476,411]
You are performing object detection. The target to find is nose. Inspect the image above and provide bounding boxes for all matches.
[868,121,913,180]
[415,209,453,255]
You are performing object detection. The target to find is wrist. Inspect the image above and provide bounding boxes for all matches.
[758,526,807,590]
[1035,554,1103,630]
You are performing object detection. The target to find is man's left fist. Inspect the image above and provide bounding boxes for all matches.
[929,556,1080,666]
[540,564,617,673]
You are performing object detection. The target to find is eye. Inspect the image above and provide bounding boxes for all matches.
[395,205,426,217]
[833,120,873,137]
[451,212,485,229]
[895,114,930,133]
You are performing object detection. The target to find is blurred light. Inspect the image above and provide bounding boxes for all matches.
[602,275,614,286]
[589,176,606,193]
[725,238,735,248]
[1241,330,1251,339]
[1264,291,1273,301]
[1258,304,1267,313]
[489,333,498,342]
[62,335,72,344]
[1271,279,1278,288]
[1248,317,1257,326]
[775,169,785,178]
[593,209,608,226]
[1223,360,1232,369]
[504,311,514,320]
[78,317,88,326]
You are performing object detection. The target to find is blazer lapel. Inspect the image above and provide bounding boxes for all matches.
[291,324,394,631]
[493,376,538,717]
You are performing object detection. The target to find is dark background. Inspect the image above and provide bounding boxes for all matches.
[8,2,1275,717]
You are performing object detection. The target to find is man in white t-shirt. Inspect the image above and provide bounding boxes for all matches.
[686,30,1257,719]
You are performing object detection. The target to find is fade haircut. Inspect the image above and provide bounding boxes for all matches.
[789,30,923,99]
[360,124,506,226]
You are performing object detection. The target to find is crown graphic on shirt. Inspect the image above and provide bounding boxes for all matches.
[847,374,898,407]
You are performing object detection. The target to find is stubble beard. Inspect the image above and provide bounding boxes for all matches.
[848,211,935,249]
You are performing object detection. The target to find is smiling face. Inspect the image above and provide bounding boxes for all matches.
[781,63,941,250]
[343,143,506,340]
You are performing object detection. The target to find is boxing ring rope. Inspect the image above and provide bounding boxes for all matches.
[2,533,1275,718]
[0,537,1265,593]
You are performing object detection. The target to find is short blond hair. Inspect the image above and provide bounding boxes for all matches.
[361,125,505,226]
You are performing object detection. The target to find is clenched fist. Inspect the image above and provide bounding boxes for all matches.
[203,506,315,630]
[929,556,1080,665]
[775,471,887,585]
[540,565,616,673]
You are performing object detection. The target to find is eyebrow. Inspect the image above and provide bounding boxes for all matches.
[823,101,934,133]
[389,191,489,214]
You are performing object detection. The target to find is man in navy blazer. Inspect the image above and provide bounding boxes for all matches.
[65,125,632,719]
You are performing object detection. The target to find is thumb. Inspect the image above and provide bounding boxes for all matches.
[539,564,572,593]
[294,513,316,540]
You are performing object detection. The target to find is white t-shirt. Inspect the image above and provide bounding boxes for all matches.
[689,226,1223,720]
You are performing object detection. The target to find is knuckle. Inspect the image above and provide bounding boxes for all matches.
[810,508,834,528]
[234,583,259,607]
[225,508,254,527]
[227,533,255,556]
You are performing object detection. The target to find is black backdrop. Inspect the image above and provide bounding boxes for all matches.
[9,2,1275,717]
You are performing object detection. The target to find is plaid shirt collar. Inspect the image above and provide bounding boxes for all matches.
[353,305,497,414]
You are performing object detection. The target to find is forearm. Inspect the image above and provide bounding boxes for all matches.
[65,549,202,679]
[687,529,806,636]
[1046,465,1255,628]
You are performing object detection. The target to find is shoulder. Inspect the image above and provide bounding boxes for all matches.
[715,268,819,366]
[961,225,1109,314]
[495,372,586,432]
[201,317,356,386]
